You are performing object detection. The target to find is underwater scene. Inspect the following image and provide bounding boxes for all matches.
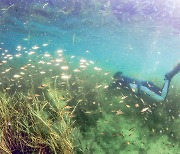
[0,0,180,153]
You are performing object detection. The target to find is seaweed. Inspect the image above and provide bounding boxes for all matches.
[0,46,179,153]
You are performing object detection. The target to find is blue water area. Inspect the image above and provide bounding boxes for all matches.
[0,1,180,153]
[1,15,180,83]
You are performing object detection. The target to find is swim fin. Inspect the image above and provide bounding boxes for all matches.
[165,62,180,80]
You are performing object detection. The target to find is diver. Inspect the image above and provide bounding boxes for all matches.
[110,62,180,101]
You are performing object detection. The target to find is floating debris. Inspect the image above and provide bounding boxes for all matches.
[80,59,87,63]
[43,3,48,8]
[122,96,128,99]
[41,84,48,87]
[104,85,109,89]
[89,60,94,64]
[56,59,63,62]
[116,109,124,115]
[57,49,63,53]
[104,72,110,75]
[126,142,130,145]
[64,106,73,109]
[28,51,35,55]
[61,66,69,70]
[125,105,130,108]
[38,61,46,64]
[73,69,81,72]
[80,65,87,68]
[32,45,39,50]
[94,67,102,71]
[42,43,48,47]
[2,61,7,63]
[40,71,46,74]
[85,111,91,114]
[140,98,146,105]
[95,85,102,88]
[27,96,33,100]
[141,107,149,113]
[14,74,21,78]
[61,75,71,79]
[16,45,22,51]
[135,103,139,107]
[15,54,22,57]
[5,67,12,72]
[17,84,22,88]
[44,53,51,57]
[34,94,40,97]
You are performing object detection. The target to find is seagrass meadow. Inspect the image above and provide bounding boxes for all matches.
[0,0,180,153]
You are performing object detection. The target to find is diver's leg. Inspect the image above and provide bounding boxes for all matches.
[160,79,170,99]
[139,79,170,101]
[165,62,180,81]
[129,83,138,93]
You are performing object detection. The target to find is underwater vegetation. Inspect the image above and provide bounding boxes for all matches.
[0,1,180,153]
[0,43,179,153]
[0,44,110,153]
[0,48,77,153]
[0,92,74,153]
